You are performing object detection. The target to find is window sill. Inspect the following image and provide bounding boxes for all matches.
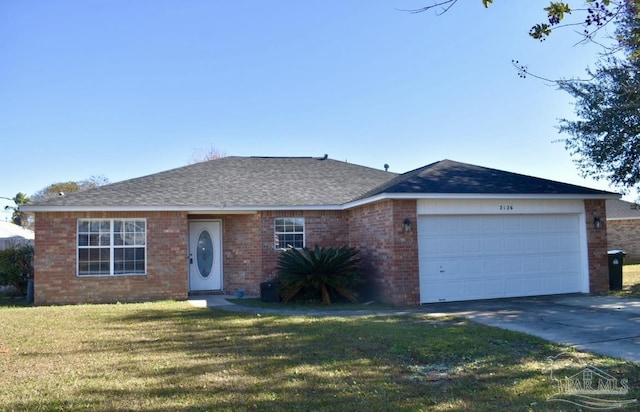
[77,273,147,278]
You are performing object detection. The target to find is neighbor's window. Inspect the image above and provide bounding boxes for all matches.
[274,217,304,249]
[77,219,146,276]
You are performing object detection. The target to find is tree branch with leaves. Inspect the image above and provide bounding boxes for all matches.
[405,1,622,45]
[410,1,640,194]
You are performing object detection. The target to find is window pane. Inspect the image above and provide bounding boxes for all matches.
[79,246,110,275]
[114,249,123,273]
[78,219,146,276]
[78,261,89,274]
[114,247,145,274]
[78,234,89,247]
[274,218,304,249]
[134,248,145,272]
[278,234,303,249]
[134,232,145,246]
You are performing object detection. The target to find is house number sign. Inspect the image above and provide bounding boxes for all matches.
[499,205,514,211]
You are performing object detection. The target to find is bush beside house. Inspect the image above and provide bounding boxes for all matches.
[0,244,34,295]
[276,246,364,304]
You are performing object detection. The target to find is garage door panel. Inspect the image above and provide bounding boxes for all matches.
[523,277,543,294]
[419,214,585,303]
[505,277,524,294]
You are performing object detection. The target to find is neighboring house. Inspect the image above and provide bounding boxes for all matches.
[0,221,34,250]
[606,199,640,264]
[22,156,618,306]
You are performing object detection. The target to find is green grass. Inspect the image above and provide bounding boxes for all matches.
[227,297,411,312]
[1,301,638,411]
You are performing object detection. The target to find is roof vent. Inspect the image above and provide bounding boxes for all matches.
[384,163,389,172]
[322,154,328,160]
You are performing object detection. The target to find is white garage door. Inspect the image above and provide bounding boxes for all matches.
[418,214,585,303]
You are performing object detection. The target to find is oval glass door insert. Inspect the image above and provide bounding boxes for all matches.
[196,230,214,278]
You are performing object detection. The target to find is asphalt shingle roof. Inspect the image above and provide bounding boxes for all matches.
[32,156,397,209]
[606,199,640,219]
[27,157,617,211]
[362,159,617,197]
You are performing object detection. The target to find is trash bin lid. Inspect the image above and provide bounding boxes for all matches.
[608,249,626,255]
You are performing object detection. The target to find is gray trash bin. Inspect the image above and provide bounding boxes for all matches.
[607,250,626,291]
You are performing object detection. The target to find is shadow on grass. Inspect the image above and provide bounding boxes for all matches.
[611,282,640,298]
[622,282,640,297]
[4,303,639,411]
[227,297,411,312]
[41,308,577,409]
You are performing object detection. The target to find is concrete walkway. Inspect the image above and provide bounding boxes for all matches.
[188,295,419,317]
[188,294,640,365]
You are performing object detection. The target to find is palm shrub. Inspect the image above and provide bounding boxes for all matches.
[275,245,364,304]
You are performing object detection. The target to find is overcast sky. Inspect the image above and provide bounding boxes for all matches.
[0,1,626,221]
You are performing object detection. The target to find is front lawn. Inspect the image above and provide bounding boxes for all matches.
[619,263,640,297]
[1,301,638,411]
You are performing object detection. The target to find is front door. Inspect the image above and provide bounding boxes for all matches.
[189,221,222,292]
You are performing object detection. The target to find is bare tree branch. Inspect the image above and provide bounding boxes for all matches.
[397,0,458,15]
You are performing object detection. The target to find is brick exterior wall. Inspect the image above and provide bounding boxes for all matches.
[163,211,348,298]
[584,199,609,293]
[349,200,419,305]
[34,211,188,305]
[258,210,350,290]
[33,199,608,306]
[607,219,640,264]
[216,214,262,296]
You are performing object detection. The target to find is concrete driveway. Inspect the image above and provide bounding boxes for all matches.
[424,294,640,365]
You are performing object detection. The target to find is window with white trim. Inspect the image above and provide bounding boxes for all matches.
[77,219,146,276]
[274,217,304,249]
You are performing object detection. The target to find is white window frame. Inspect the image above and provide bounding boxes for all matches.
[77,219,147,277]
[274,217,305,250]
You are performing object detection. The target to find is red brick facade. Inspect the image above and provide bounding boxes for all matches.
[195,210,349,297]
[348,200,419,305]
[607,219,640,264]
[33,199,610,306]
[34,211,188,306]
[585,199,609,293]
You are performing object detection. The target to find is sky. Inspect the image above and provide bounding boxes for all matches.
[0,1,629,221]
